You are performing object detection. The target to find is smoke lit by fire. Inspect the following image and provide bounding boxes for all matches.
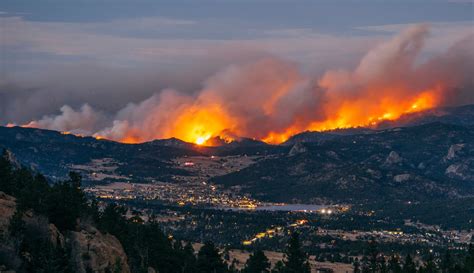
[18,25,474,145]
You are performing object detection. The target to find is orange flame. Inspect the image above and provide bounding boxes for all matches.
[169,105,235,145]
[262,88,440,143]
[18,85,442,146]
[163,86,441,145]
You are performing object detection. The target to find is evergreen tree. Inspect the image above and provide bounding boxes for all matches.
[47,172,87,230]
[243,250,271,273]
[441,251,453,273]
[403,254,417,273]
[196,241,228,273]
[272,261,284,273]
[183,242,197,273]
[98,203,128,237]
[353,257,361,273]
[378,256,387,273]
[17,173,50,214]
[361,255,370,273]
[368,241,378,273]
[229,259,239,273]
[0,149,14,194]
[387,255,402,273]
[282,232,310,273]
[463,244,474,272]
[419,254,437,273]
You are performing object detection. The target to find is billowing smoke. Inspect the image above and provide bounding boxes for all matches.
[15,25,474,144]
[23,104,107,136]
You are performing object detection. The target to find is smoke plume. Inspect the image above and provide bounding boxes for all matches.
[16,25,474,144]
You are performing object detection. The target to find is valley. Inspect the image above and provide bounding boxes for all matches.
[1,104,473,272]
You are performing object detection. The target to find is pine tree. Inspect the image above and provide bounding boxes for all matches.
[98,203,128,237]
[47,172,87,230]
[419,254,437,273]
[282,232,311,273]
[196,241,228,273]
[388,255,402,273]
[441,251,453,273]
[243,250,271,273]
[0,149,14,194]
[353,257,361,273]
[368,241,378,273]
[17,173,50,214]
[378,256,388,273]
[183,242,197,273]
[463,244,474,272]
[272,261,284,273]
[403,254,417,273]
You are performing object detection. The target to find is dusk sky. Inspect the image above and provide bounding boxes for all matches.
[0,0,473,142]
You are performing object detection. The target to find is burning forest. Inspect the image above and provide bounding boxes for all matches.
[17,25,474,145]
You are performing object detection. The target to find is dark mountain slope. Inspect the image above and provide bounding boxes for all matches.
[283,104,474,145]
[0,126,202,181]
[212,123,474,203]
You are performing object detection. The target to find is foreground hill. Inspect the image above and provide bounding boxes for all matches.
[213,122,474,203]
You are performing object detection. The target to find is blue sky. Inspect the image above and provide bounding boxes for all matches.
[0,0,473,124]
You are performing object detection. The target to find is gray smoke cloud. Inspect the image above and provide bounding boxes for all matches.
[24,104,107,135]
[5,24,474,143]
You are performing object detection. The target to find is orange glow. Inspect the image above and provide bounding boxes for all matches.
[118,135,143,144]
[19,85,443,145]
[171,87,440,145]
[261,87,441,144]
[20,86,443,145]
[164,104,236,145]
[108,103,238,145]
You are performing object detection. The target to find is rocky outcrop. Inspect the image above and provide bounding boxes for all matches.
[0,192,21,271]
[69,225,130,273]
[288,142,307,156]
[0,192,130,273]
[385,151,402,165]
[445,144,465,160]
[393,174,411,183]
[445,163,472,181]
[0,192,16,236]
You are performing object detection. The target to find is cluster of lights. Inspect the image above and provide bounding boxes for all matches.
[320,208,333,215]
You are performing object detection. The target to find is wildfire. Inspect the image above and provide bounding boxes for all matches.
[166,105,236,145]
[195,136,208,145]
[14,25,467,146]
[260,88,440,144]
[17,87,442,146]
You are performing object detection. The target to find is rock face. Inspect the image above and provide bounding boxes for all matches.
[393,174,411,183]
[445,163,471,181]
[69,225,130,273]
[0,192,16,236]
[288,142,307,156]
[385,151,402,165]
[446,144,465,160]
[0,192,130,273]
[0,192,21,271]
